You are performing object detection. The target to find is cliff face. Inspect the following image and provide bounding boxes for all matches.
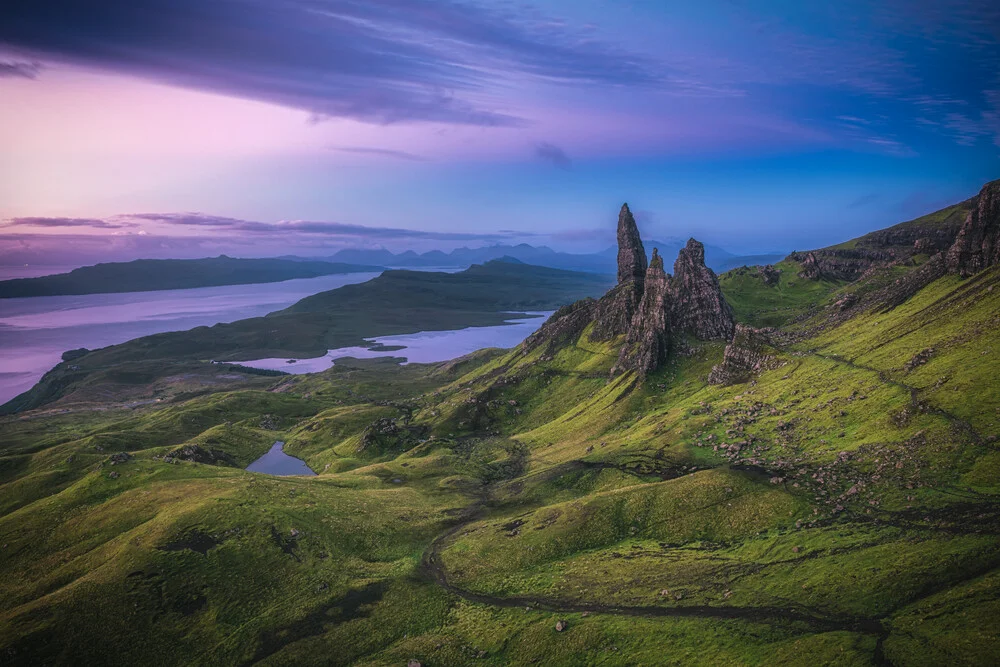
[669,239,735,341]
[946,180,1000,278]
[612,249,671,376]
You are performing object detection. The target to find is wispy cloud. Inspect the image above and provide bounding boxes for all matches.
[3,216,131,229]
[332,146,428,161]
[534,142,571,169]
[0,60,41,79]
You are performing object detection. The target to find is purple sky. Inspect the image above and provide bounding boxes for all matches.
[1,0,998,264]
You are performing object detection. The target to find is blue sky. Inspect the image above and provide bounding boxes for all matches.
[0,0,997,260]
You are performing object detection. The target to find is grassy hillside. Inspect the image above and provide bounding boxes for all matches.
[0,256,383,298]
[0,212,998,664]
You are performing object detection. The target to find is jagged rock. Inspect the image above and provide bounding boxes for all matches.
[708,325,781,385]
[590,204,647,342]
[613,249,671,376]
[616,203,647,285]
[670,239,734,340]
[946,179,1000,277]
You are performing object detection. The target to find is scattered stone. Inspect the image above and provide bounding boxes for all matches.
[555,620,568,632]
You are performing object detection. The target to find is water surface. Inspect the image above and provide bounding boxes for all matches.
[245,441,317,476]
[0,272,379,405]
[234,311,552,374]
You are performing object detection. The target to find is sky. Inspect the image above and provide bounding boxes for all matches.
[1,0,999,264]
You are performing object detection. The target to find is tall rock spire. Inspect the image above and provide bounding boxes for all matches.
[617,203,647,285]
[612,248,671,376]
[590,203,649,341]
[669,239,735,341]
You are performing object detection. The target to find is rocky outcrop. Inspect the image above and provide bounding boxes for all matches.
[616,203,647,285]
[669,239,735,341]
[946,180,1000,277]
[708,325,781,385]
[613,249,671,376]
[790,248,896,282]
[524,207,737,380]
[590,204,647,341]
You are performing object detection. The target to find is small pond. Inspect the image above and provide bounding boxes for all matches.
[245,441,317,476]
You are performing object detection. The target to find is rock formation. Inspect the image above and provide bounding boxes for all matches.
[616,203,647,284]
[946,179,1000,277]
[526,207,737,380]
[708,325,781,385]
[590,204,647,341]
[613,249,671,376]
[669,239,735,341]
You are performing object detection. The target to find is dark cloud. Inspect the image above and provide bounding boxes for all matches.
[332,146,428,161]
[0,60,42,78]
[4,216,129,229]
[534,142,571,169]
[0,0,660,126]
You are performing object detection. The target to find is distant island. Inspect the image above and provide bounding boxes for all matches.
[0,256,384,298]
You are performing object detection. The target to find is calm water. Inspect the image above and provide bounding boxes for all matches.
[0,272,380,405]
[233,311,553,373]
[245,441,317,476]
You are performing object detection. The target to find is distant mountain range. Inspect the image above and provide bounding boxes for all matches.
[0,256,383,298]
[294,241,784,274]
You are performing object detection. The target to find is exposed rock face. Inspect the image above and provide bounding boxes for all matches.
[590,204,648,341]
[708,325,781,385]
[669,239,735,341]
[588,282,643,341]
[616,203,647,285]
[613,249,671,376]
[946,180,1000,277]
[523,298,598,353]
[790,248,896,282]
